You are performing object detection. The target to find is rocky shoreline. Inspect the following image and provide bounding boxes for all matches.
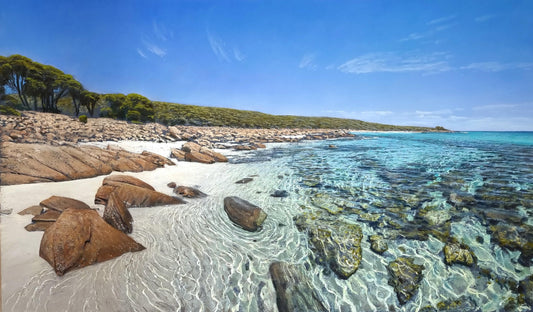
[1,111,355,186]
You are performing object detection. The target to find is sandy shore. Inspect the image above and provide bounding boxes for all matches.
[0,141,234,306]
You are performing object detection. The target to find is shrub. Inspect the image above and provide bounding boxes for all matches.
[79,115,88,123]
[0,105,21,116]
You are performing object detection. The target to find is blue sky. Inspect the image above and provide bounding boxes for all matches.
[1,0,532,130]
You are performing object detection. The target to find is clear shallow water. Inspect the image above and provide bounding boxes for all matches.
[3,132,533,311]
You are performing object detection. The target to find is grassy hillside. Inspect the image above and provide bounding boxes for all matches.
[153,101,442,131]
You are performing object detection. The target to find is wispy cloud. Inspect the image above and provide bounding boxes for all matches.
[427,15,456,25]
[137,48,147,58]
[233,48,246,62]
[207,30,245,63]
[299,53,318,70]
[207,31,231,62]
[400,32,428,42]
[143,40,167,57]
[152,21,173,41]
[137,20,171,59]
[472,104,518,111]
[338,52,452,74]
[475,15,495,23]
[461,62,533,72]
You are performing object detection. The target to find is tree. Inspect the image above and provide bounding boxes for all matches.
[0,54,35,109]
[100,93,126,118]
[80,91,100,117]
[123,93,154,122]
[67,80,84,116]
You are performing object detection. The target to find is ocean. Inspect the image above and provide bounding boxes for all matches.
[3,131,533,311]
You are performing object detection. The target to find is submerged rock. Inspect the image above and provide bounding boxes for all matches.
[295,214,363,279]
[387,257,425,305]
[39,208,145,276]
[419,296,479,312]
[269,262,327,312]
[223,196,267,232]
[103,192,133,233]
[174,186,207,198]
[489,223,533,266]
[40,196,90,212]
[235,178,253,184]
[271,190,289,198]
[443,241,476,266]
[518,275,533,306]
[369,235,388,254]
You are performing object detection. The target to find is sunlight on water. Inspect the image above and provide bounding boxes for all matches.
[3,132,533,311]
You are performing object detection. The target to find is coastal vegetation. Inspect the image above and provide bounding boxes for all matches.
[1,54,446,131]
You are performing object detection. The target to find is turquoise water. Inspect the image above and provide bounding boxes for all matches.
[234,131,533,311]
[4,132,532,311]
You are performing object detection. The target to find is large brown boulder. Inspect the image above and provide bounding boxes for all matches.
[170,148,186,161]
[223,196,267,232]
[103,192,133,233]
[40,196,90,212]
[185,151,215,164]
[103,174,155,191]
[181,142,202,153]
[199,147,228,162]
[95,183,185,207]
[39,208,145,276]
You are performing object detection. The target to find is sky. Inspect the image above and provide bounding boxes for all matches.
[1,0,532,131]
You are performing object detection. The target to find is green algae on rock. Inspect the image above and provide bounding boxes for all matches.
[295,214,363,279]
[443,241,477,266]
[387,257,425,305]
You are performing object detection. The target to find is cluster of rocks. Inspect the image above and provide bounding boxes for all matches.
[0,142,174,185]
[20,174,186,276]
[0,111,356,146]
[170,141,228,164]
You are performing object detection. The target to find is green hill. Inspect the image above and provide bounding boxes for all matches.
[153,101,441,131]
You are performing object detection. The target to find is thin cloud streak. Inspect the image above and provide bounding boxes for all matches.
[136,48,147,58]
[461,62,533,72]
[299,53,317,70]
[142,41,166,57]
[427,15,456,25]
[207,30,244,63]
[338,52,452,74]
[475,15,495,22]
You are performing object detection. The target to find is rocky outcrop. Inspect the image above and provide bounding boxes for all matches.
[174,186,207,198]
[39,208,145,276]
[103,192,133,233]
[295,216,363,279]
[103,174,155,191]
[40,196,90,212]
[387,257,425,305]
[443,241,476,266]
[269,262,327,312]
[223,196,267,232]
[0,142,174,186]
[95,183,185,207]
